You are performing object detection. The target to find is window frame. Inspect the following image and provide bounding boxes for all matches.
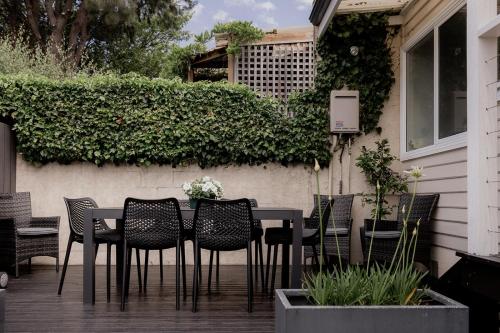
[400,0,467,161]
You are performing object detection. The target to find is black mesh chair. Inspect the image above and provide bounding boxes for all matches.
[121,198,185,311]
[192,198,254,313]
[58,198,122,302]
[360,193,439,268]
[207,198,264,293]
[304,195,354,266]
[264,197,334,294]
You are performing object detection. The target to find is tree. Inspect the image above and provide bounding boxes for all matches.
[0,0,195,67]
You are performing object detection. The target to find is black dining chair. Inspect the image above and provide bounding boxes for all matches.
[264,197,334,294]
[120,198,185,311]
[192,198,254,312]
[58,197,122,302]
[207,198,264,293]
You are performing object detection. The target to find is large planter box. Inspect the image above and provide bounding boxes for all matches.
[275,289,468,333]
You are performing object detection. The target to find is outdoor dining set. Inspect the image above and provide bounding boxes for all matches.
[0,191,439,313]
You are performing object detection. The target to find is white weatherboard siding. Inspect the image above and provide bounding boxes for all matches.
[401,0,469,276]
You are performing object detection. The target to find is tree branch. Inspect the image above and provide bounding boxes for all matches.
[45,0,56,27]
[25,0,42,41]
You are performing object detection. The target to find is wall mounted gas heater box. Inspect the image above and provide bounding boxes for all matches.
[329,90,360,134]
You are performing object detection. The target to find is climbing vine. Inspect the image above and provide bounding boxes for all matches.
[302,12,397,135]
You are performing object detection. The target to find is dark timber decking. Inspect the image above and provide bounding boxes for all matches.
[4,265,277,332]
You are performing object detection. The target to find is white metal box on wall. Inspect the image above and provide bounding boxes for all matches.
[329,90,359,133]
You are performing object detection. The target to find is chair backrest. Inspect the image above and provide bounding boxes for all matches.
[123,197,183,249]
[0,192,32,228]
[64,197,109,236]
[319,194,354,229]
[396,193,440,230]
[193,198,254,250]
[310,196,335,235]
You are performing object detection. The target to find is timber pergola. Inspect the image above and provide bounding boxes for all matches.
[188,46,233,82]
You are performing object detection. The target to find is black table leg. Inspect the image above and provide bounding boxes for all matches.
[115,219,124,288]
[281,220,290,288]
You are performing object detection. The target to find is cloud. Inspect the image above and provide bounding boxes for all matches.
[224,0,276,11]
[258,14,278,27]
[213,10,232,22]
[191,3,204,20]
[295,0,313,11]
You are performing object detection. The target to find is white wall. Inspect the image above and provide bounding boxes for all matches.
[17,159,330,266]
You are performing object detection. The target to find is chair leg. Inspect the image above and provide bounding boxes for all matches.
[107,242,112,303]
[247,242,253,313]
[270,244,278,296]
[28,258,31,273]
[181,242,187,299]
[192,240,199,313]
[15,262,19,278]
[58,237,73,295]
[265,243,271,293]
[312,245,319,270]
[135,248,142,291]
[216,251,220,285]
[176,241,180,310]
[258,239,265,293]
[159,249,164,284]
[208,250,214,294]
[254,241,258,288]
[126,246,132,299]
[120,245,129,311]
[56,255,59,273]
[144,250,149,293]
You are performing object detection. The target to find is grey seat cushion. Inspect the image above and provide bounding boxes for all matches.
[365,231,401,239]
[325,227,349,236]
[17,227,58,236]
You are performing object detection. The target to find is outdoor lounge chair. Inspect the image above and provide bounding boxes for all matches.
[0,192,60,277]
[360,193,439,268]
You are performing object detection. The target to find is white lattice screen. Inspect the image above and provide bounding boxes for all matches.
[235,41,315,101]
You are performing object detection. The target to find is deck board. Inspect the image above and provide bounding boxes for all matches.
[4,265,277,332]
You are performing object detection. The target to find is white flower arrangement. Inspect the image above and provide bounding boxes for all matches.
[182,176,223,200]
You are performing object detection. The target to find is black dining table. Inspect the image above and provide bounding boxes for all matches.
[82,206,304,304]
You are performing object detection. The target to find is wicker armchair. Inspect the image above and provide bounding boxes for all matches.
[360,193,439,268]
[0,192,59,277]
[192,198,254,313]
[121,198,185,311]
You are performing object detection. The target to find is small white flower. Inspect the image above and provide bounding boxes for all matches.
[182,182,192,193]
[202,176,211,182]
[401,205,406,214]
[404,166,425,179]
[412,228,417,236]
[376,181,381,190]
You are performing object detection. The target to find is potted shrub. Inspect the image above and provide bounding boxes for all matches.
[274,162,468,333]
[355,139,407,222]
[182,176,224,208]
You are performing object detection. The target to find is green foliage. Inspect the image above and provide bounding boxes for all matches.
[0,34,85,79]
[355,139,407,220]
[305,171,427,307]
[212,21,264,55]
[312,12,396,134]
[0,74,331,167]
[162,32,212,80]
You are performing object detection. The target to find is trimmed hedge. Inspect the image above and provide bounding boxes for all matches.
[0,75,331,167]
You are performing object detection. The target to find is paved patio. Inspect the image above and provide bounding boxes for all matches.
[3,265,276,332]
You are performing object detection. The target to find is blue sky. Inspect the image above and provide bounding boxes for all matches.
[185,0,314,35]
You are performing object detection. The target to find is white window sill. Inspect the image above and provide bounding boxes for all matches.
[400,132,467,161]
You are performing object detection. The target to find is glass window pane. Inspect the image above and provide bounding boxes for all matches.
[406,32,434,151]
[439,6,467,139]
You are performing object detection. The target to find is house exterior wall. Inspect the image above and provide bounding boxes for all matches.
[401,0,467,276]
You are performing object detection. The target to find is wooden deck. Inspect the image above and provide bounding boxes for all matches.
[4,265,277,332]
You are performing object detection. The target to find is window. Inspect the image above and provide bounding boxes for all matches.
[403,5,467,156]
